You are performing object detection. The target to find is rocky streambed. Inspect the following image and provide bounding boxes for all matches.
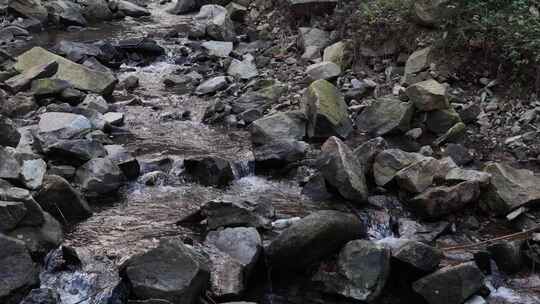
[1,1,540,304]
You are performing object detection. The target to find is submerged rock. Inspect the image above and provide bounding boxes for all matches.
[267,210,365,271]
[122,239,210,304]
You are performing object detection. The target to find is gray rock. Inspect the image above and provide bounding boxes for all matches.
[46,0,87,26]
[0,115,21,147]
[122,239,210,304]
[487,241,523,274]
[395,157,440,194]
[254,140,308,167]
[298,27,330,58]
[202,41,233,57]
[105,145,140,180]
[0,201,27,231]
[0,234,38,304]
[305,79,352,139]
[403,47,432,85]
[79,94,109,114]
[408,181,480,219]
[482,162,540,215]
[194,5,235,41]
[35,175,92,223]
[412,262,484,304]
[392,240,443,272]
[116,0,151,17]
[0,186,44,227]
[103,112,125,126]
[19,288,60,304]
[15,47,117,95]
[31,78,72,99]
[0,146,21,180]
[75,157,124,196]
[46,139,107,165]
[249,111,306,145]
[82,0,113,20]
[227,56,259,80]
[306,61,341,81]
[318,136,368,204]
[445,168,491,186]
[8,0,48,21]
[8,212,63,257]
[195,76,229,95]
[426,108,462,134]
[323,41,348,68]
[353,137,388,176]
[169,0,200,14]
[444,143,472,165]
[20,158,46,190]
[226,2,247,21]
[205,245,244,297]
[37,112,92,146]
[314,240,390,302]
[372,149,425,186]
[267,210,365,271]
[184,156,234,187]
[406,79,449,111]
[0,93,38,117]
[355,97,414,136]
[5,62,58,93]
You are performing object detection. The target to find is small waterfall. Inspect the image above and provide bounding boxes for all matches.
[232,152,256,179]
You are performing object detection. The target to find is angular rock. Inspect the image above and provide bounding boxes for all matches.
[170,0,200,14]
[487,241,523,274]
[8,212,63,257]
[0,201,27,231]
[305,79,352,139]
[373,149,425,186]
[426,108,461,134]
[482,162,540,215]
[116,0,151,17]
[46,0,87,26]
[226,2,247,21]
[103,112,125,126]
[82,0,113,21]
[395,157,439,194]
[254,140,308,167]
[122,239,210,304]
[8,0,48,21]
[249,111,306,145]
[4,62,58,93]
[323,41,347,68]
[314,240,390,302]
[74,158,124,196]
[355,97,414,136]
[298,27,330,58]
[194,5,235,41]
[15,47,117,95]
[0,115,21,147]
[227,56,258,80]
[406,79,449,111]
[318,136,368,204]
[184,156,234,187]
[31,78,72,99]
[267,210,365,271]
[0,93,38,117]
[105,145,140,180]
[19,288,60,304]
[195,76,228,95]
[205,245,244,297]
[79,94,109,114]
[202,41,233,57]
[46,139,107,165]
[391,240,443,272]
[20,158,46,190]
[445,168,490,186]
[412,262,484,304]
[408,181,480,219]
[38,112,92,146]
[403,47,432,84]
[35,175,92,223]
[0,146,21,180]
[0,234,38,304]
[353,137,388,176]
[306,61,341,81]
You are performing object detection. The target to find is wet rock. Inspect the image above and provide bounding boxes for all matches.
[202,40,233,57]
[79,94,109,114]
[121,75,139,91]
[355,97,414,136]
[195,76,229,95]
[487,241,523,274]
[395,157,439,194]
[318,136,368,204]
[179,199,273,230]
[105,144,140,180]
[8,0,48,22]
[46,0,87,27]
[35,175,92,223]
[406,79,449,111]
[46,139,107,165]
[8,212,63,257]
[37,112,92,146]
[408,181,480,219]
[267,210,365,271]
[0,234,38,304]
[0,186,45,227]
[305,79,352,139]
[139,171,168,186]
[372,149,425,187]
[116,37,165,57]
[226,2,247,21]
[0,115,21,147]
[104,112,125,126]
[403,47,432,85]
[426,108,461,134]
[306,61,341,81]
[82,0,114,21]
[4,62,58,93]
[19,288,60,304]
[227,55,259,80]
[0,146,21,180]
[184,156,234,187]
[249,111,306,145]
[254,140,308,167]
[353,137,388,176]
[15,47,117,95]
[314,240,390,302]
[482,162,540,215]
[0,201,27,232]
[194,5,235,41]
[298,27,330,59]
[205,227,262,296]
[20,158,46,190]
[116,0,151,17]
[445,168,490,186]
[323,41,347,69]
[75,157,125,197]
[53,40,104,63]
[122,238,210,304]
[412,262,484,304]
[169,0,199,14]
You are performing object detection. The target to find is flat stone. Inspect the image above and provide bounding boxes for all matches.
[406,79,449,111]
[306,61,341,81]
[355,97,414,136]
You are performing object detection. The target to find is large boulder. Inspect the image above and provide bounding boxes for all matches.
[253,140,308,168]
[408,181,480,219]
[8,0,48,21]
[104,145,140,180]
[249,111,306,145]
[314,240,390,302]
[194,5,235,41]
[46,139,107,165]
[298,27,330,59]
[395,157,440,194]
[37,112,92,146]
[267,210,365,271]
[406,79,449,111]
[304,79,352,139]
[15,47,117,95]
[426,108,462,134]
[74,158,124,197]
[353,137,388,176]
[0,234,38,304]
[7,212,63,257]
[122,239,210,304]
[35,175,92,223]
[0,115,21,147]
[386,239,443,272]
[0,186,45,227]
[372,149,425,187]
[412,262,484,304]
[355,97,414,136]
[481,162,540,215]
[184,156,234,187]
[318,137,368,204]
[0,201,27,232]
[116,0,151,17]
